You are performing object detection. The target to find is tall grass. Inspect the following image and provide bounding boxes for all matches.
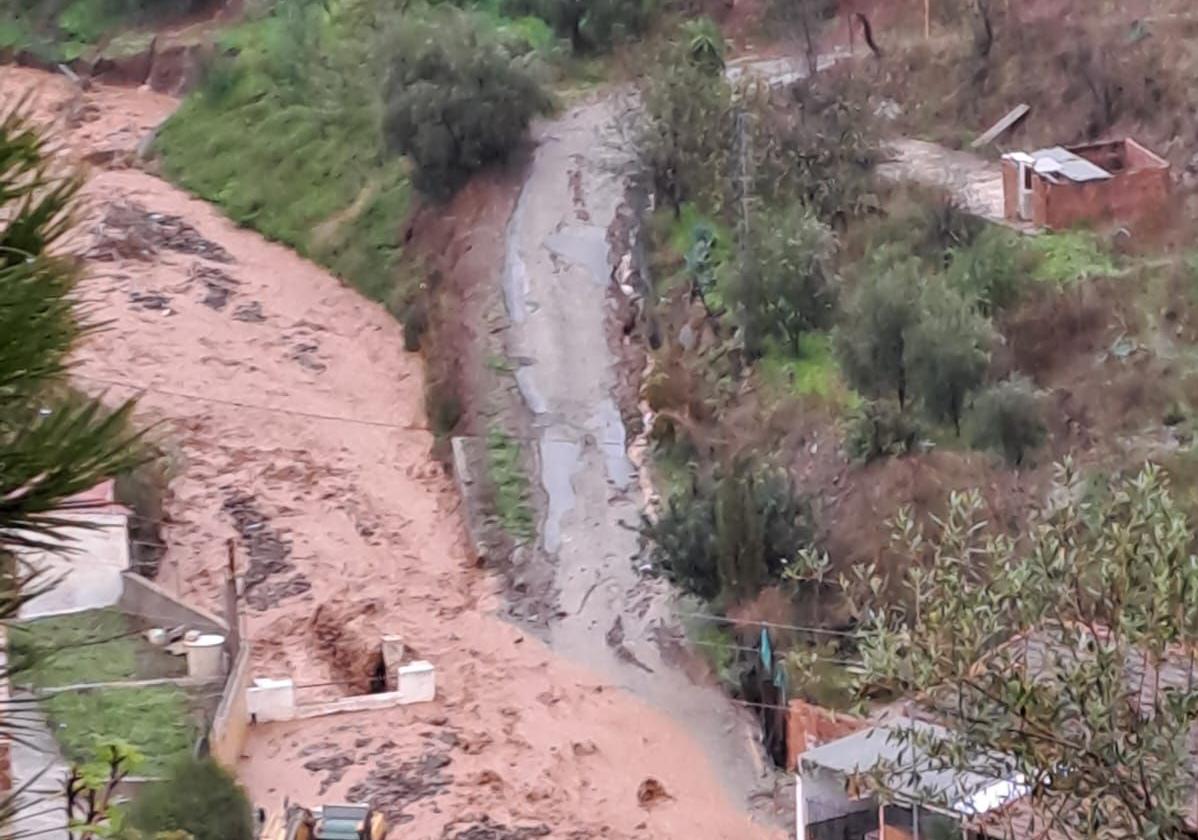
[156,2,414,305]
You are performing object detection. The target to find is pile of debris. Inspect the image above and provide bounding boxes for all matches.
[89,201,234,263]
[223,491,310,610]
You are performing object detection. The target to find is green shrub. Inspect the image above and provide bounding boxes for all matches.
[129,757,254,840]
[843,399,926,462]
[639,55,732,213]
[946,225,1034,315]
[680,16,725,73]
[730,202,838,358]
[157,1,413,303]
[381,8,549,198]
[966,375,1046,466]
[501,0,654,52]
[643,460,812,602]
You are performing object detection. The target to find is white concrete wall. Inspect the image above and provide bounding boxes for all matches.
[397,660,435,703]
[19,511,131,619]
[247,678,297,723]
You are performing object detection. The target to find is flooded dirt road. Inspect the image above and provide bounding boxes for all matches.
[502,94,779,819]
[2,66,778,838]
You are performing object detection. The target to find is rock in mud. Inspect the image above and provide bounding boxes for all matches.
[233,301,266,323]
[636,777,672,808]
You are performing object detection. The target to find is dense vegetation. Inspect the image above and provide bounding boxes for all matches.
[0,0,209,60]
[382,7,549,196]
[130,757,255,840]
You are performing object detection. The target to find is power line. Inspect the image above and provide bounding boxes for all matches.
[689,638,862,667]
[73,373,431,433]
[73,372,603,446]
[679,611,861,638]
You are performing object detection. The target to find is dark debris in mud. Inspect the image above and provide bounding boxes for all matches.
[192,263,239,310]
[345,750,453,825]
[222,491,310,610]
[89,201,234,264]
[442,817,551,839]
[233,301,266,323]
[128,290,171,311]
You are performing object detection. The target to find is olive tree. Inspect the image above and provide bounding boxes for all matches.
[382,8,549,198]
[855,462,1198,840]
[906,280,992,435]
[638,50,732,214]
[730,203,838,358]
[967,375,1046,466]
[834,256,922,409]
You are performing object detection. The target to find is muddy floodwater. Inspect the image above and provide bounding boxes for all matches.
[2,65,779,838]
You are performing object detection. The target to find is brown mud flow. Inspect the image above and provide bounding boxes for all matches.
[1,65,778,837]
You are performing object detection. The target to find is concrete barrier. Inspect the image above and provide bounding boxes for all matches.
[210,643,253,768]
[118,572,228,635]
[397,660,436,704]
[245,661,437,725]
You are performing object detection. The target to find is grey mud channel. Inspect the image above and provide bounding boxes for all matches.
[501,95,776,819]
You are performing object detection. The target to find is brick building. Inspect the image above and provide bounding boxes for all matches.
[1001,138,1169,230]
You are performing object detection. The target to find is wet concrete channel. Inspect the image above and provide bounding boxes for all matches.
[500,92,779,820]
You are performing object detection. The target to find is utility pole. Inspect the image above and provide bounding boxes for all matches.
[224,536,242,654]
[925,0,931,39]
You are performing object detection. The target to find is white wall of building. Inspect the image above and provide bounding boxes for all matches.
[19,511,131,619]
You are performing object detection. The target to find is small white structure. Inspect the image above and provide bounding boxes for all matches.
[247,677,297,723]
[184,633,227,679]
[397,660,435,704]
[245,645,437,726]
[19,481,131,619]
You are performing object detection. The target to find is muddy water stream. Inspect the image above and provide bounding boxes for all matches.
[502,94,778,817]
[4,65,781,838]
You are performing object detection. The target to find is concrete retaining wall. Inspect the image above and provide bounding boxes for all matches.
[118,572,227,635]
[210,643,253,769]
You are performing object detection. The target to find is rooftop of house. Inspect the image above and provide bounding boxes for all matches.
[799,717,1028,818]
[1004,137,1169,185]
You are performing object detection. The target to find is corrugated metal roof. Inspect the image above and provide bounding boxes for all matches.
[799,718,1026,815]
[1031,147,1112,183]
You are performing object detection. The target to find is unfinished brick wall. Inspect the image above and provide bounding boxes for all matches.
[1001,159,1020,220]
[1040,166,1170,230]
[787,699,867,771]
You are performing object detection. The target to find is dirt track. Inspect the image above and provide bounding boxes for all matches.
[1,66,780,838]
[502,92,776,815]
